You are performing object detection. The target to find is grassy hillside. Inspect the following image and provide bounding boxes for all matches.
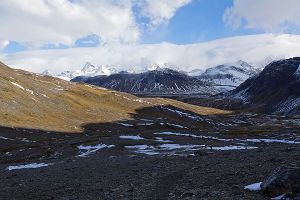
[0,62,230,132]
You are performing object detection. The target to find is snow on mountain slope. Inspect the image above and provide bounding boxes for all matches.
[197,60,260,91]
[72,68,220,95]
[43,62,118,81]
[47,60,260,94]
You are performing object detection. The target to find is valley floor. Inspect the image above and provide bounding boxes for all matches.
[0,111,299,200]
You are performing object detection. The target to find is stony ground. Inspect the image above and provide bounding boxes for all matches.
[0,111,299,200]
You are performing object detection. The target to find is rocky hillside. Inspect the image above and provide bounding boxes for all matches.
[0,62,228,132]
[72,68,218,95]
[197,60,260,92]
[229,57,300,114]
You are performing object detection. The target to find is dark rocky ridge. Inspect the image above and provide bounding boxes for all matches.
[72,68,218,95]
[228,57,300,114]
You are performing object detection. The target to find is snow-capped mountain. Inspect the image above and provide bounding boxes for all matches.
[229,57,300,114]
[45,60,261,95]
[43,62,118,81]
[197,60,260,91]
[72,68,219,95]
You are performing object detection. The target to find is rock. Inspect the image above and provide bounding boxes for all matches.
[181,190,197,198]
[261,166,300,197]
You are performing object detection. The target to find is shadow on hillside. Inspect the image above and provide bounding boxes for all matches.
[0,104,226,164]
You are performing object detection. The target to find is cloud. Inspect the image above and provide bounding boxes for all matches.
[0,0,139,45]
[223,0,300,32]
[0,40,9,50]
[0,0,191,47]
[3,34,300,73]
[138,0,192,27]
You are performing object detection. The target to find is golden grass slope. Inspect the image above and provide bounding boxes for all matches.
[0,62,230,132]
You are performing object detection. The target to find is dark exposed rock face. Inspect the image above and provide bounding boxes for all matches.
[72,68,218,95]
[261,166,300,198]
[229,57,300,114]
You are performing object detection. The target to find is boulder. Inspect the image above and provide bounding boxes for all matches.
[261,166,300,197]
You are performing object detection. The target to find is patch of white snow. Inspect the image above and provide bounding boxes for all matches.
[7,163,53,171]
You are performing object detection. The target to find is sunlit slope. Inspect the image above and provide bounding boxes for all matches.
[0,62,230,132]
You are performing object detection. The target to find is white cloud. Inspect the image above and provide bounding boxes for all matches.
[0,0,191,47]
[0,40,9,50]
[3,34,300,73]
[223,0,300,32]
[0,0,140,45]
[138,0,192,27]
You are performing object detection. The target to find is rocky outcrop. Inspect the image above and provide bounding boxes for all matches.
[261,166,300,198]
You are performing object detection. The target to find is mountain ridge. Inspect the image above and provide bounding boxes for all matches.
[228,57,300,114]
[72,68,219,95]
[70,60,259,95]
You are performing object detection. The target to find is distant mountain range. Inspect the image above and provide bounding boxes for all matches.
[43,62,119,81]
[42,63,172,81]
[228,57,300,114]
[45,60,260,95]
[72,61,259,95]
[72,68,218,95]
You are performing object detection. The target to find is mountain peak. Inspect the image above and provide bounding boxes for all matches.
[197,60,260,91]
[42,69,53,76]
[82,62,97,73]
[43,62,118,80]
[148,63,169,71]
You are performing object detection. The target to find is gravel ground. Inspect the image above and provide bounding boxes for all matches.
[0,113,299,200]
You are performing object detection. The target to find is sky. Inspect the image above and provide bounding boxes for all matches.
[1,0,300,73]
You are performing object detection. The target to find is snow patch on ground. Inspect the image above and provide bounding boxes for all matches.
[155,137,173,143]
[207,146,257,151]
[163,107,201,121]
[0,136,14,141]
[10,82,24,90]
[125,145,159,155]
[7,163,53,171]
[159,144,205,151]
[25,88,34,95]
[137,123,154,126]
[126,143,257,156]
[154,132,300,145]
[118,123,134,127]
[10,82,35,95]
[271,194,286,200]
[160,123,188,129]
[77,144,115,157]
[154,132,233,142]
[41,93,49,98]
[244,182,262,191]
[243,138,300,144]
[119,135,144,140]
